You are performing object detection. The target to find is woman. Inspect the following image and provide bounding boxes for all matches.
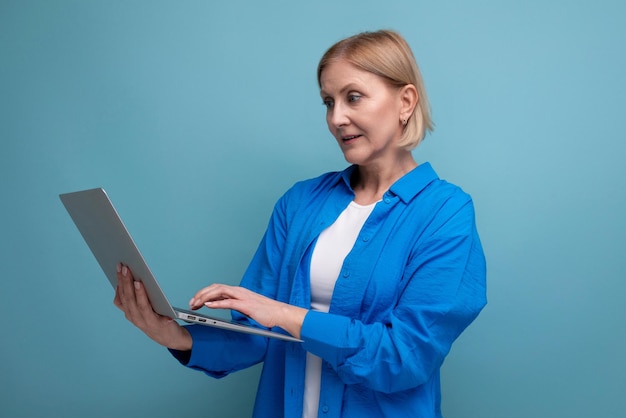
[115,29,487,418]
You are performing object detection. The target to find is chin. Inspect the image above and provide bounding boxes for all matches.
[341,152,361,166]
[341,150,372,166]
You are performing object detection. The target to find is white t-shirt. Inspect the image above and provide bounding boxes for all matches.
[302,200,377,418]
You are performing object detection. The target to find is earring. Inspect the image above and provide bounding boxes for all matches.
[402,119,407,126]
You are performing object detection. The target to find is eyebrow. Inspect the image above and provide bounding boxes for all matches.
[320,82,362,98]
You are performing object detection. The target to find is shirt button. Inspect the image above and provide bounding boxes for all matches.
[322,405,329,413]
[384,197,391,204]
[342,270,350,278]
[362,236,369,242]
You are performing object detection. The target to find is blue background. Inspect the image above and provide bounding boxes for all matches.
[1,1,625,417]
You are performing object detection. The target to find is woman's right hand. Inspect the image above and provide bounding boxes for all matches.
[113,263,192,351]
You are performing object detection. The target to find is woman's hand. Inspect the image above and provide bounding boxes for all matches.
[189,284,308,340]
[114,263,192,351]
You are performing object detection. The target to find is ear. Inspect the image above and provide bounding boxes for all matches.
[399,84,418,122]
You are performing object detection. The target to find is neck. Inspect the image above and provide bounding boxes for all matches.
[351,153,417,205]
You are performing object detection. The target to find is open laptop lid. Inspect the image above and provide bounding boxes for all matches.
[60,188,177,318]
[59,188,301,342]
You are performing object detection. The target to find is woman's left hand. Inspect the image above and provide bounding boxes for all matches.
[189,284,308,340]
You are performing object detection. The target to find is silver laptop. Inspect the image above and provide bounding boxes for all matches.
[60,187,301,343]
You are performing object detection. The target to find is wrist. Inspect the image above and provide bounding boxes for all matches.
[278,304,308,340]
[167,326,193,351]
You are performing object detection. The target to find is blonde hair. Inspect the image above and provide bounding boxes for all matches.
[317,30,434,150]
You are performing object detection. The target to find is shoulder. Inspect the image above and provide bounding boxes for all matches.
[425,178,475,216]
[280,167,351,203]
[402,163,474,211]
[419,179,478,239]
[425,178,473,206]
[403,165,478,235]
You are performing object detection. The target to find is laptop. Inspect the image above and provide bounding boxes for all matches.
[59,187,301,343]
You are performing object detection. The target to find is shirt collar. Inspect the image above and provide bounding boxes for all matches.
[389,162,439,203]
[339,162,439,204]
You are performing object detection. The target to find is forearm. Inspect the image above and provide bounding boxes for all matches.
[300,311,438,393]
[275,304,308,340]
[165,325,193,351]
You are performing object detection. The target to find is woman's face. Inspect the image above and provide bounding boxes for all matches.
[319,59,406,168]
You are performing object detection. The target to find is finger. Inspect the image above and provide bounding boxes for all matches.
[192,284,246,309]
[116,263,127,291]
[113,286,122,310]
[203,298,250,315]
[133,280,155,316]
[189,284,228,308]
[117,264,141,320]
[116,264,128,305]
[203,288,258,313]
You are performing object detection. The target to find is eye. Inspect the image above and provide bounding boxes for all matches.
[348,93,362,103]
[322,98,334,109]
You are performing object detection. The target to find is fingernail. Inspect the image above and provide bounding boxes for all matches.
[134,281,140,290]
[116,263,121,273]
[189,298,195,307]
[122,266,128,277]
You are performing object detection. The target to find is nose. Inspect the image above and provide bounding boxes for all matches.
[327,102,349,129]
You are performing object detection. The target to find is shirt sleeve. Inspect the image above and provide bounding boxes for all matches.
[300,196,487,394]
[168,324,268,378]
[238,191,289,301]
[167,191,291,376]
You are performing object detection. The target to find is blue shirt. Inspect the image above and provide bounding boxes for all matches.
[170,163,487,417]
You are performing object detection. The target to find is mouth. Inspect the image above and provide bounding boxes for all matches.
[341,134,362,143]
